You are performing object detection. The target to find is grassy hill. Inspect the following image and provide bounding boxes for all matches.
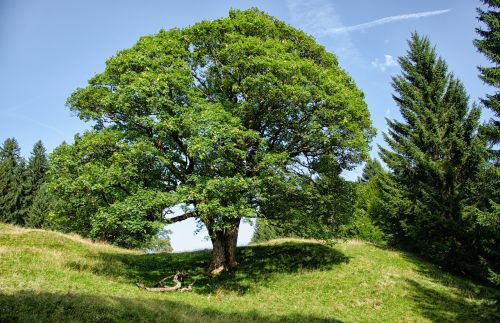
[0,223,498,322]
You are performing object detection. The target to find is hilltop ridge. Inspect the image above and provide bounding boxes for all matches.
[0,223,498,322]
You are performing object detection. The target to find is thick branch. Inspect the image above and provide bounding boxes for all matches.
[165,210,197,224]
[137,281,181,292]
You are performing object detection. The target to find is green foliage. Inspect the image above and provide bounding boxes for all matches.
[23,141,50,227]
[360,158,383,183]
[23,183,53,228]
[474,0,500,285]
[58,9,374,257]
[475,0,500,125]
[342,208,385,243]
[251,219,287,243]
[341,159,386,243]
[254,175,358,242]
[1,224,499,322]
[89,188,174,248]
[379,33,496,283]
[143,228,173,253]
[0,138,25,225]
[48,129,176,248]
[461,162,500,285]
[0,139,52,227]
[25,141,48,196]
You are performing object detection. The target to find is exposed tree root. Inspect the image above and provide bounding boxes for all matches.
[209,265,226,276]
[136,271,195,292]
[180,280,196,292]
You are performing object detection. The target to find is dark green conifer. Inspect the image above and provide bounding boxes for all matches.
[360,158,383,183]
[473,0,500,284]
[379,33,492,280]
[474,0,499,134]
[23,141,50,227]
[0,138,25,224]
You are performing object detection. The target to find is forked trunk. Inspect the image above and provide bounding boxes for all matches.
[224,219,239,269]
[205,218,241,275]
[209,233,227,274]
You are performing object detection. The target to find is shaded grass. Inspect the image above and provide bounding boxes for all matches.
[400,252,500,322]
[72,240,349,295]
[0,223,498,322]
[0,291,339,323]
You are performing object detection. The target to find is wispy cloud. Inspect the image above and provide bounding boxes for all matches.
[286,1,451,65]
[286,0,360,62]
[1,110,67,136]
[324,9,451,34]
[372,54,398,71]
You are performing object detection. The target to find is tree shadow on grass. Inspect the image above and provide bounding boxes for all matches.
[404,279,499,322]
[398,252,500,322]
[0,290,342,323]
[66,241,349,295]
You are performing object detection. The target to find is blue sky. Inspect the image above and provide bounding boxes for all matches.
[0,0,493,251]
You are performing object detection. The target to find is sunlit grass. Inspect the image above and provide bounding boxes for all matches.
[0,223,498,322]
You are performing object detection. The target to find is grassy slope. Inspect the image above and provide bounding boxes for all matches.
[0,223,498,322]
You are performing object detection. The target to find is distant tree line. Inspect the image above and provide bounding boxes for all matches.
[0,137,173,252]
[0,138,52,228]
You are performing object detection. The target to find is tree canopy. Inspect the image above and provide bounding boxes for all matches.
[52,8,374,271]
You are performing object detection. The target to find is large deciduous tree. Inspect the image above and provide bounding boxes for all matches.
[379,33,496,281]
[54,9,374,272]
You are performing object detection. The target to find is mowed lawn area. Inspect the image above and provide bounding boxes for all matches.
[0,223,498,322]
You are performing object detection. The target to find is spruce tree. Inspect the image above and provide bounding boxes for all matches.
[24,183,53,228]
[251,219,286,243]
[474,0,499,145]
[0,138,25,224]
[379,33,490,278]
[26,141,48,193]
[473,0,500,284]
[23,141,50,227]
[360,158,383,183]
[342,158,386,243]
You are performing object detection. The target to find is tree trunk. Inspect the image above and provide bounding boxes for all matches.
[205,217,241,274]
[224,218,239,269]
[209,230,227,274]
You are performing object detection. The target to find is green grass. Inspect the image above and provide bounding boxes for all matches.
[0,223,498,322]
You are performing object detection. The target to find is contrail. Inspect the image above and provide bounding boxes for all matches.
[323,9,451,34]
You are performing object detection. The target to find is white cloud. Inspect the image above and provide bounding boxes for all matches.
[286,0,360,62]
[372,54,398,71]
[286,2,451,66]
[323,9,451,35]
